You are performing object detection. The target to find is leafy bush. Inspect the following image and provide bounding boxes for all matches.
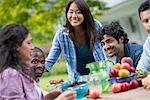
[43,58,67,77]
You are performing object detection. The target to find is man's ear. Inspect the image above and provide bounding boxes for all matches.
[119,36,124,43]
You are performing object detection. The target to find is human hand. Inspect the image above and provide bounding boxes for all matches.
[142,74,150,89]
[44,90,62,100]
[55,90,76,100]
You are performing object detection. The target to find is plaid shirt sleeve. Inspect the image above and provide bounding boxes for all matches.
[45,30,62,71]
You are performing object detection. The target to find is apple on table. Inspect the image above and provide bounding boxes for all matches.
[121,82,130,92]
[129,80,138,89]
[121,57,133,66]
[89,90,100,99]
[111,83,122,93]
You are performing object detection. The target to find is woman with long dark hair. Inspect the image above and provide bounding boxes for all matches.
[0,24,76,100]
[45,0,106,81]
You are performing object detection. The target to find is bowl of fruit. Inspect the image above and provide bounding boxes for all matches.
[108,57,139,93]
[60,81,88,99]
[108,57,137,84]
[109,73,137,84]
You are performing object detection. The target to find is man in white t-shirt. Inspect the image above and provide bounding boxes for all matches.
[136,0,150,71]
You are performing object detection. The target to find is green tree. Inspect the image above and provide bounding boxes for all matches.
[0,0,108,46]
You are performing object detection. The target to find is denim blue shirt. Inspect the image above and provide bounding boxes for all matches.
[116,43,143,68]
[45,20,106,81]
[137,36,150,71]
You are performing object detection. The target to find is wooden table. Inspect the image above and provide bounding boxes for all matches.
[88,87,150,100]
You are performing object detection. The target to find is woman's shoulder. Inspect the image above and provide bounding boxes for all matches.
[52,27,69,42]
[56,27,69,35]
[94,19,103,40]
[0,68,23,83]
[94,19,102,29]
[52,27,69,40]
[2,68,20,77]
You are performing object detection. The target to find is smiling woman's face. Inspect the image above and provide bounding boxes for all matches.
[67,2,84,28]
[17,34,34,62]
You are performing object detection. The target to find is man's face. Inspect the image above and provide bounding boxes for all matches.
[31,52,45,78]
[101,35,123,57]
[140,9,150,33]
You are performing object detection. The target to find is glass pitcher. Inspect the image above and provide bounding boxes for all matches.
[86,60,111,93]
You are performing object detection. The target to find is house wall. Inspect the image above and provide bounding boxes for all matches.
[99,0,148,44]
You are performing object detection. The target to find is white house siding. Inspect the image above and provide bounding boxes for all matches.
[99,0,148,44]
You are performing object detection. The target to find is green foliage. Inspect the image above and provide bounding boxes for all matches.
[0,0,108,46]
[43,58,67,76]
[39,74,68,92]
[86,0,110,18]
[0,0,67,46]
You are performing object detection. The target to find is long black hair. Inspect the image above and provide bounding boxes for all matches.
[65,0,96,51]
[0,24,29,73]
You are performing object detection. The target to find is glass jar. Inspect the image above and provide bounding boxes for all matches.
[86,61,111,93]
[88,74,102,93]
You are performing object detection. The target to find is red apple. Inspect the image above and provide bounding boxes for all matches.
[89,90,100,99]
[120,63,131,71]
[130,66,136,73]
[121,82,130,92]
[129,80,138,89]
[110,69,119,77]
[121,57,133,66]
[111,83,122,93]
[49,80,57,84]
[49,79,64,85]
[58,79,64,83]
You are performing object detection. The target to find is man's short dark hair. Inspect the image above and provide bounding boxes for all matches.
[100,22,129,43]
[138,0,150,19]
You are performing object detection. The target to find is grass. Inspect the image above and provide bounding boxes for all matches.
[39,57,68,92]
[39,74,68,92]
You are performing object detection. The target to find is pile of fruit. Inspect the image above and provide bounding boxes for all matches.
[48,79,64,91]
[110,57,135,78]
[109,57,139,93]
[49,79,64,85]
[111,80,138,93]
